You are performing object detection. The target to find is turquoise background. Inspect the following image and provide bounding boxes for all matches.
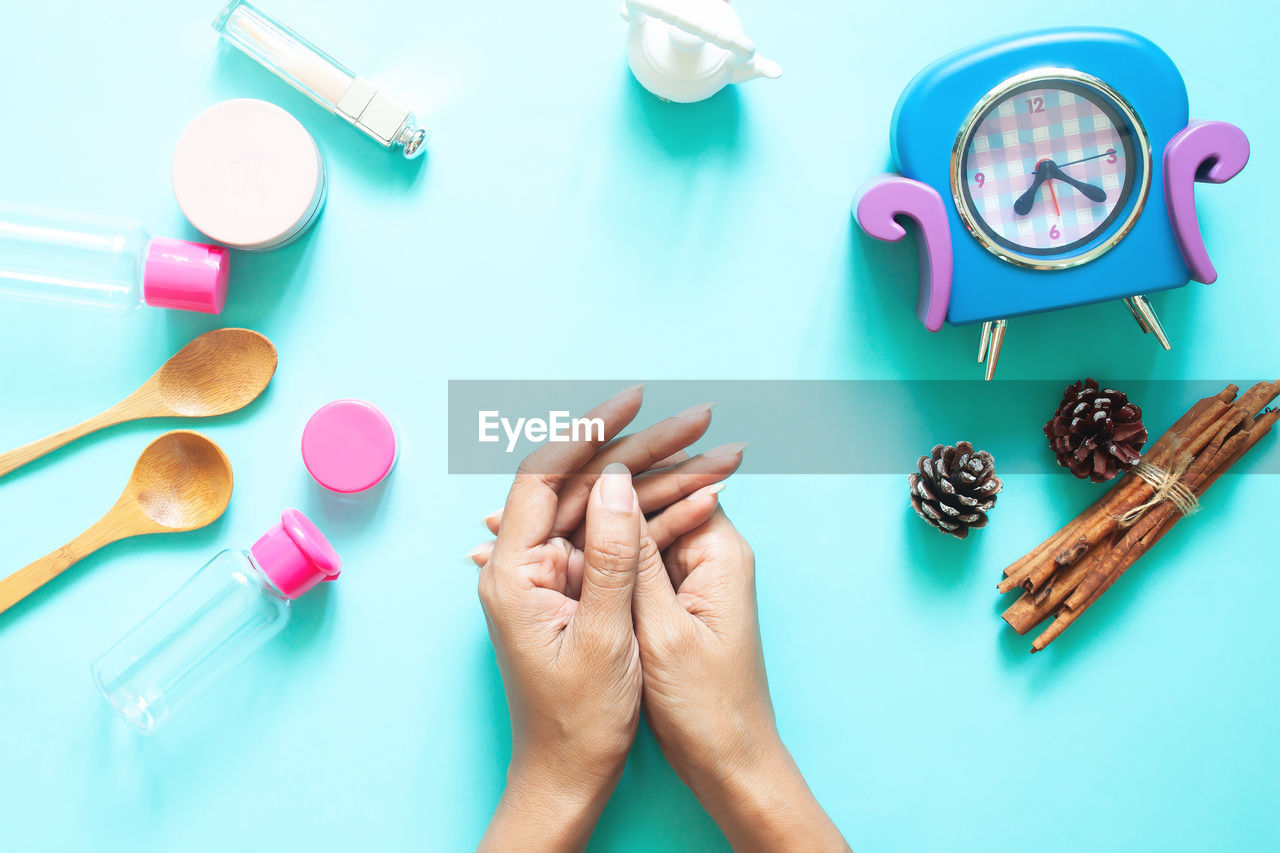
[0,1,1275,850]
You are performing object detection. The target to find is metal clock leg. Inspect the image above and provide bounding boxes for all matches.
[1127,295,1171,350]
[983,319,1008,381]
[1124,296,1151,334]
[977,321,993,363]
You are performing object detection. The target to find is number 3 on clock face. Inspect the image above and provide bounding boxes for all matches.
[951,68,1152,270]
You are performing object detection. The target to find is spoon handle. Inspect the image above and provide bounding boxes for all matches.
[0,517,122,615]
[0,407,132,479]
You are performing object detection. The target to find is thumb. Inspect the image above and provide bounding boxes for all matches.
[632,514,683,643]
[578,462,640,632]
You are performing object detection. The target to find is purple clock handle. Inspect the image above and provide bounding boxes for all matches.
[1164,120,1250,284]
[853,176,952,332]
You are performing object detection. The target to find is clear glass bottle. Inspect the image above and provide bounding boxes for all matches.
[91,510,340,734]
[212,0,428,159]
[0,203,229,314]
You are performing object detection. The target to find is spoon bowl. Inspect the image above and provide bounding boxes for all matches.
[0,328,276,479]
[0,431,234,616]
[127,431,234,532]
[155,328,278,417]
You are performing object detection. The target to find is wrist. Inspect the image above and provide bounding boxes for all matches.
[686,733,795,821]
[670,710,787,808]
[480,751,620,853]
[689,737,848,853]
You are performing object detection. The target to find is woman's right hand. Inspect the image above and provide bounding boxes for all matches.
[633,509,851,852]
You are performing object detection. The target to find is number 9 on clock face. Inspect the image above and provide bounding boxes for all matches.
[952,68,1152,270]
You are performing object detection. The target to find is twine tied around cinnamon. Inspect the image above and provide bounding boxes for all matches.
[1114,453,1200,528]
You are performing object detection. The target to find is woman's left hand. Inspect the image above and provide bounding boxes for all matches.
[477,387,725,851]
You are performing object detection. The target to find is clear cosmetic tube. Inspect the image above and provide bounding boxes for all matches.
[0,204,228,314]
[213,0,427,159]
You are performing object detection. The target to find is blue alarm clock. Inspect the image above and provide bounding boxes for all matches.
[854,28,1250,378]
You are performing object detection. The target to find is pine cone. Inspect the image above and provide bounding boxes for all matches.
[908,442,1003,539]
[1044,379,1148,482]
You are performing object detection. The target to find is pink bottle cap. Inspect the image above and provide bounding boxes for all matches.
[250,509,341,599]
[302,400,398,494]
[141,238,230,314]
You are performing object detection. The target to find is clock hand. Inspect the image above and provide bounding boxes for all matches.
[1046,179,1060,217]
[1013,160,1053,215]
[1044,161,1107,202]
[1057,149,1115,169]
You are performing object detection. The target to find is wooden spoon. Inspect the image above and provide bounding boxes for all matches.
[0,328,276,478]
[0,431,234,616]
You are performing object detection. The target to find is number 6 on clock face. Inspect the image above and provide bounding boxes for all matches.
[952,68,1152,270]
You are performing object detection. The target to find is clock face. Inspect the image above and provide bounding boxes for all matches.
[952,70,1151,269]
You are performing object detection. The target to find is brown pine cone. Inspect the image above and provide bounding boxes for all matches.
[1044,378,1148,482]
[908,442,1003,539]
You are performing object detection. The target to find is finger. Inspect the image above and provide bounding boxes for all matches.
[632,514,682,640]
[650,450,691,469]
[562,444,741,551]
[633,442,745,512]
[549,402,715,539]
[494,385,643,558]
[666,506,750,592]
[471,539,587,601]
[478,491,720,596]
[481,438,742,545]
[526,537,574,595]
[483,444,739,540]
[576,463,641,633]
[467,540,495,568]
[564,544,587,600]
[646,483,724,550]
[666,551,693,592]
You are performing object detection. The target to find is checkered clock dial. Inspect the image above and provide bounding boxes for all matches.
[955,75,1147,266]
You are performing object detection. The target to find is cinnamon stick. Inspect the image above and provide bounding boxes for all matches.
[1002,545,1105,634]
[999,381,1279,654]
[1059,387,1246,553]
[997,384,1241,594]
[1029,409,1279,652]
[1063,428,1245,612]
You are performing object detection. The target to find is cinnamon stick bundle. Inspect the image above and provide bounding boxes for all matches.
[998,380,1280,653]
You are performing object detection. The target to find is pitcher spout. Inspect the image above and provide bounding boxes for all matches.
[731,55,782,83]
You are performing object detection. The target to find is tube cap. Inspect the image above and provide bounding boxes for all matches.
[250,509,341,599]
[302,400,398,493]
[142,238,230,314]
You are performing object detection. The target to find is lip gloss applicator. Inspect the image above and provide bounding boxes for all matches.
[212,0,428,159]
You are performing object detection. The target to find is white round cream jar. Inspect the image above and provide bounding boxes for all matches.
[172,99,326,251]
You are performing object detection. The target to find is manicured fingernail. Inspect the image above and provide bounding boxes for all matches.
[613,383,645,401]
[677,402,716,419]
[704,441,748,458]
[600,462,636,512]
[466,543,492,567]
[686,482,727,501]
[483,509,502,529]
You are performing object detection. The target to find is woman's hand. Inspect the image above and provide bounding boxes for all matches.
[633,509,851,852]
[479,462,641,851]
[476,387,733,851]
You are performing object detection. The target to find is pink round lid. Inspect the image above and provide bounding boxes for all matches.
[250,509,341,599]
[302,400,397,493]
